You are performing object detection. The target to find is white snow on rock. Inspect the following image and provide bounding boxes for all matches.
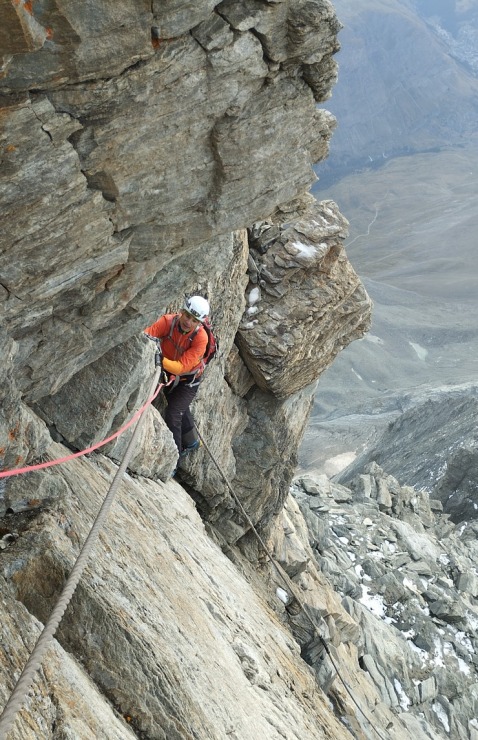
[409,341,428,360]
[247,287,261,305]
[291,241,317,259]
[432,701,450,733]
[276,587,290,605]
[393,678,411,711]
[360,585,386,618]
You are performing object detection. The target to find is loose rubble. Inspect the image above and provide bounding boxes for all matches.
[286,463,478,739]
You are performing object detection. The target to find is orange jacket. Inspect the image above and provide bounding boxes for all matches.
[145,314,208,376]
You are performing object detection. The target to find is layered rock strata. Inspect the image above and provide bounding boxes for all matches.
[282,464,478,739]
[0,1,378,737]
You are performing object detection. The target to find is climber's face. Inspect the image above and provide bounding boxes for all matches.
[179,309,200,333]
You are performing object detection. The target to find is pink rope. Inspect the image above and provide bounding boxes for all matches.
[0,381,167,479]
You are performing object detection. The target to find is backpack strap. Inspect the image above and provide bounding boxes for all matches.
[164,315,204,385]
[166,315,200,355]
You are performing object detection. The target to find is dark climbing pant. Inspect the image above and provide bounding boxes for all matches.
[163,382,199,454]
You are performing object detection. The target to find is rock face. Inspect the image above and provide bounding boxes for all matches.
[335,384,478,523]
[0,1,378,738]
[1,451,353,740]
[0,1,341,404]
[237,198,371,398]
[288,464,478,740]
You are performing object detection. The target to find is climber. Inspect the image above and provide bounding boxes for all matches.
[144,295,210,459]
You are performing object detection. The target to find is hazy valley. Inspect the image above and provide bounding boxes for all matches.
[301,0,478,478]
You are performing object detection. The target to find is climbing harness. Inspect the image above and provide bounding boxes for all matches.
[195,426,391,740]
[0,350,168,738]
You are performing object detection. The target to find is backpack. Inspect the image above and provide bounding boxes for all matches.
[201,316,218,369]
[167,315,218,377]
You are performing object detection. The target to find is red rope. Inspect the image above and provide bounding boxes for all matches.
[0,381,167,479]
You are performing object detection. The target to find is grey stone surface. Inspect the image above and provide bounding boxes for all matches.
[0,1,153,92]
[0,3,428,739]
[1,447,352,740]
[237,199,372,398]
[290,464,478,738]
[0,577,137,740]
[34,335,178,481]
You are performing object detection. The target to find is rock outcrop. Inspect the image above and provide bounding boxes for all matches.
[237,198,371,398]
[287,464,478,739]
[0,1,379,738]
[335,384,478,523]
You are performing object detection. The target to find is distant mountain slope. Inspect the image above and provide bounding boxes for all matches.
[317,0,478,181]
[334,383,478,522]
[301,1,478,478]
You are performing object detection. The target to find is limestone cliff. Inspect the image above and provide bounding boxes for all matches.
[0,2,433,738]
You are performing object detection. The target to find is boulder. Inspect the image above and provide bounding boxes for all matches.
[236,200,372,398]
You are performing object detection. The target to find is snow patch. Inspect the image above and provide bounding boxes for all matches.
[457,657,470,675]
[323,451,356,477]
[432,702,450,733]
[360,585,386,618]
[276,588,290,605]
[382,540,396,555]
[403,578,421,596]
[291,241,317,259]
[409,341,428,361]
[247,287,261,305]
[393,678,411,711]
[455,631,473,652]
[354,564,371,581]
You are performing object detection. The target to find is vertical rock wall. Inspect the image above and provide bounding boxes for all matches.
[0,0,371,541]
[0,2,375,737]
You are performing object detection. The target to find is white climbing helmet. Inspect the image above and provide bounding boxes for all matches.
[183,295,210,322]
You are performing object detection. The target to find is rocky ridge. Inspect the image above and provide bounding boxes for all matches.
[285,464,478,739]
[1,2,472,739]
[335,384,478,524]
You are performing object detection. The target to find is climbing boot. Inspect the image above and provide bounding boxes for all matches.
[179,439,201,458]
